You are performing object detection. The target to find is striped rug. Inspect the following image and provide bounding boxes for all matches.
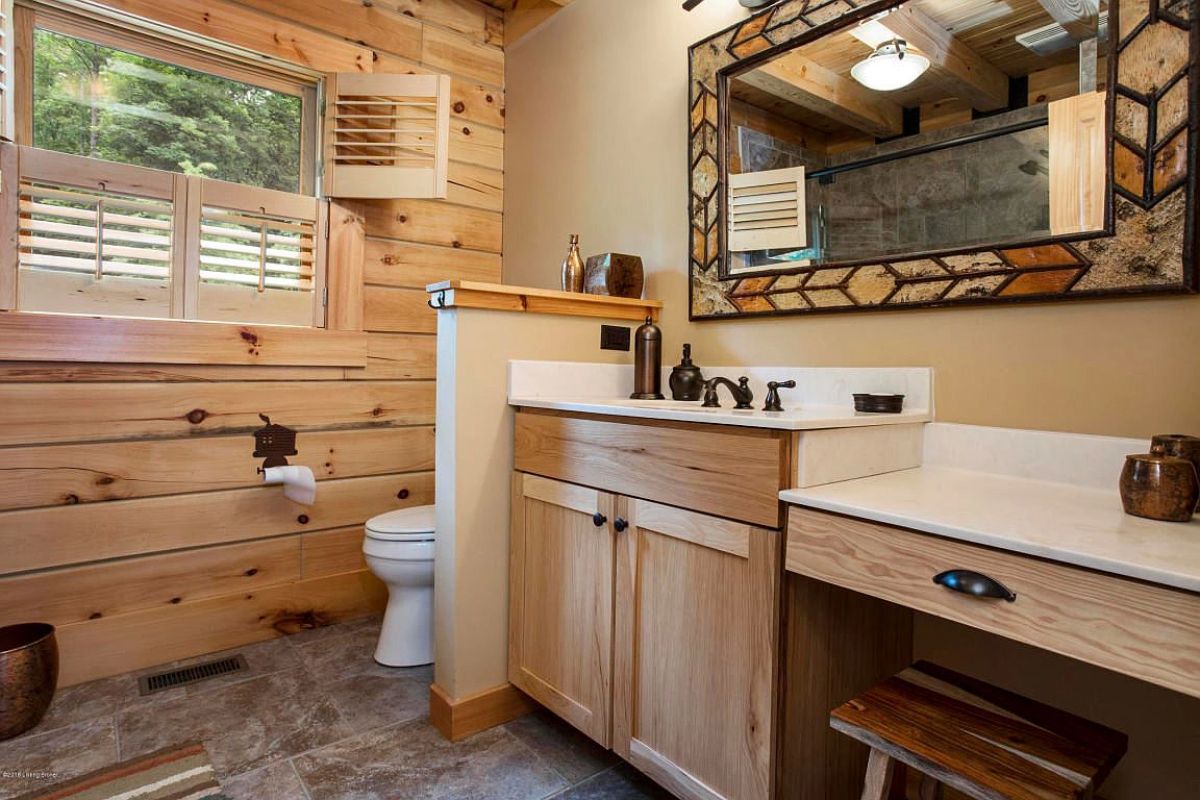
[15,742,229,800]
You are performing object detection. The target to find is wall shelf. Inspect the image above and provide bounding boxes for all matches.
[425,281,662,322]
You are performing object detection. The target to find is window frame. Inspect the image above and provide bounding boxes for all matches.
[13,0,323,196]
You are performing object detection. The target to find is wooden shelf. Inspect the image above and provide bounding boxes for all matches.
[0,311,369,368]
[425,281,662,322]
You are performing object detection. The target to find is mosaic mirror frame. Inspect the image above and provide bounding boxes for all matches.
[688,0,1198,319]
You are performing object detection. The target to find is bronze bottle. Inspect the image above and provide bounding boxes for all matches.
[630,316,664,400]
[669,343,704,401]
[560,234,585,293]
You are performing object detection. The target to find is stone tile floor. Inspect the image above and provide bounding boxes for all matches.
[0,618,671,800]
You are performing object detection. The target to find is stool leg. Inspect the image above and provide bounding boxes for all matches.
[918,773,943,800]
[861,748,896,800]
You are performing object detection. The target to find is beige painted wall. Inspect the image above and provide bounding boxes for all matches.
[434,308,629,698]
[502,1,1200,796]
[502,0,1200,440]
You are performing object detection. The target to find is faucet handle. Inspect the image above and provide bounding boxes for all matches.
[733,377,754,410]
[763,379,796,412]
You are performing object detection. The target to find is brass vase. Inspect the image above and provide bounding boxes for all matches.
[0,623,58,741]
[560,234,585,293]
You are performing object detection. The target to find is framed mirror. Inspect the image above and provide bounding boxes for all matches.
[688,0,1197,319]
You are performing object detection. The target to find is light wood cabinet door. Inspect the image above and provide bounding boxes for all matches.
[509,472,616,746]
[614,499,781,800]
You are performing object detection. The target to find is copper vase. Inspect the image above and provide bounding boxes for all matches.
[0,623,58,741]
[1119,448,1200,523]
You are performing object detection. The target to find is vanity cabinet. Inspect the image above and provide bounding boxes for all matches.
[614,499,778,800]
[510,409,788,800]
[509,473,615,746]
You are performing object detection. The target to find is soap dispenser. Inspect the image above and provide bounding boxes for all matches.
[669,344,704,401]
[630,316,665,400]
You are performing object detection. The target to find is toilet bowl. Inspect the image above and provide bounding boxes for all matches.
[363,505,435,667]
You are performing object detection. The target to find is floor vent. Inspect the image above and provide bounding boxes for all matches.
[138,655,248,696]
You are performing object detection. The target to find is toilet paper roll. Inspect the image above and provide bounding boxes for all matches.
[262,465,317,506]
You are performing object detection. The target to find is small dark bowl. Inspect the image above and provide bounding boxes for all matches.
[0,623,58,741]
[853,394,905,414]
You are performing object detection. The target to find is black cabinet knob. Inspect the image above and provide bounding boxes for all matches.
[933,570,1016,602]
[614,518,629,533]
[592,512,607,528]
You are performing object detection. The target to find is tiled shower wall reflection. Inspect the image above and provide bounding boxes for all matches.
[737,108,1052,266]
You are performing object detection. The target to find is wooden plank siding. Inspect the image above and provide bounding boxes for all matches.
[0,0,503,686]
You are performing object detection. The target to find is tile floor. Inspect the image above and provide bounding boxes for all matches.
[0,618,671,800]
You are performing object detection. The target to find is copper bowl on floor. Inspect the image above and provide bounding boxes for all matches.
[0,623,58,741]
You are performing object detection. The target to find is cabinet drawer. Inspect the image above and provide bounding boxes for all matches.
[785,506,1200,699]
[514,409,789,528]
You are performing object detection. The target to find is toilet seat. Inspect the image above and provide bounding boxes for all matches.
[365,505,435,542]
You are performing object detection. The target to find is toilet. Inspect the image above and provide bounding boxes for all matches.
[363,505,436,667]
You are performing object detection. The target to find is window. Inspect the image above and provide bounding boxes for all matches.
[0,0,451,330]
[24,6,318,195]
[1,1,326,326]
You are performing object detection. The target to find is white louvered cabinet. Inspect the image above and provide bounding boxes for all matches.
[728,166,807,253]
[324,73,451,200]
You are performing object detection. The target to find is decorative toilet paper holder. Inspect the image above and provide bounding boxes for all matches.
[252,413,298,472]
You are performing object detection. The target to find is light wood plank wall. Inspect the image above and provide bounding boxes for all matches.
[0,0,504,687]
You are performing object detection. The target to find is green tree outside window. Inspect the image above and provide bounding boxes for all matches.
[32,29,304,194]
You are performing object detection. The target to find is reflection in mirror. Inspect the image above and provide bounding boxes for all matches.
[725,0,1107,276]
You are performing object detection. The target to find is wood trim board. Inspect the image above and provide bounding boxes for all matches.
[0,311,369,367]
[429,681,535,742]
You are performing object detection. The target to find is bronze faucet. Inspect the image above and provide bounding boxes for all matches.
[701,376,754,409]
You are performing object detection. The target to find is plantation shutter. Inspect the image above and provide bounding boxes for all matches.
[324,73,451,200]
[14,148,183,318]
[0,0,12,143]
[728,166,807,253]
[185,177,326,327]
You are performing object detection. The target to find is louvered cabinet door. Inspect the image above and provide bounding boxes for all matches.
[185,177,325,327]
[509,472,615,747]
[324,72,451,200]
[613,499,780,800]
[13,149,180,319]
[728,166,807,253]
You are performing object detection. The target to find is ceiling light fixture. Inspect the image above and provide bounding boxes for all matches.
[850,39,930,91]
[682,0,780,10]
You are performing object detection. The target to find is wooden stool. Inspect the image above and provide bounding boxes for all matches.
[830,661,1127,800]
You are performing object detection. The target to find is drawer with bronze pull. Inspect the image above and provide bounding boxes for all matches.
[784,506,1200,699]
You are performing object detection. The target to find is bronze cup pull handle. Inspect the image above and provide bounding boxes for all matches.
[933,570,1016,602]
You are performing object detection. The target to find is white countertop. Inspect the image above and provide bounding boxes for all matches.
[781,466,1200,593]
[508,396,932,431]
[507,362,934,430]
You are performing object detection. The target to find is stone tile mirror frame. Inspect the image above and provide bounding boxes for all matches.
[688,0,1197,319]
